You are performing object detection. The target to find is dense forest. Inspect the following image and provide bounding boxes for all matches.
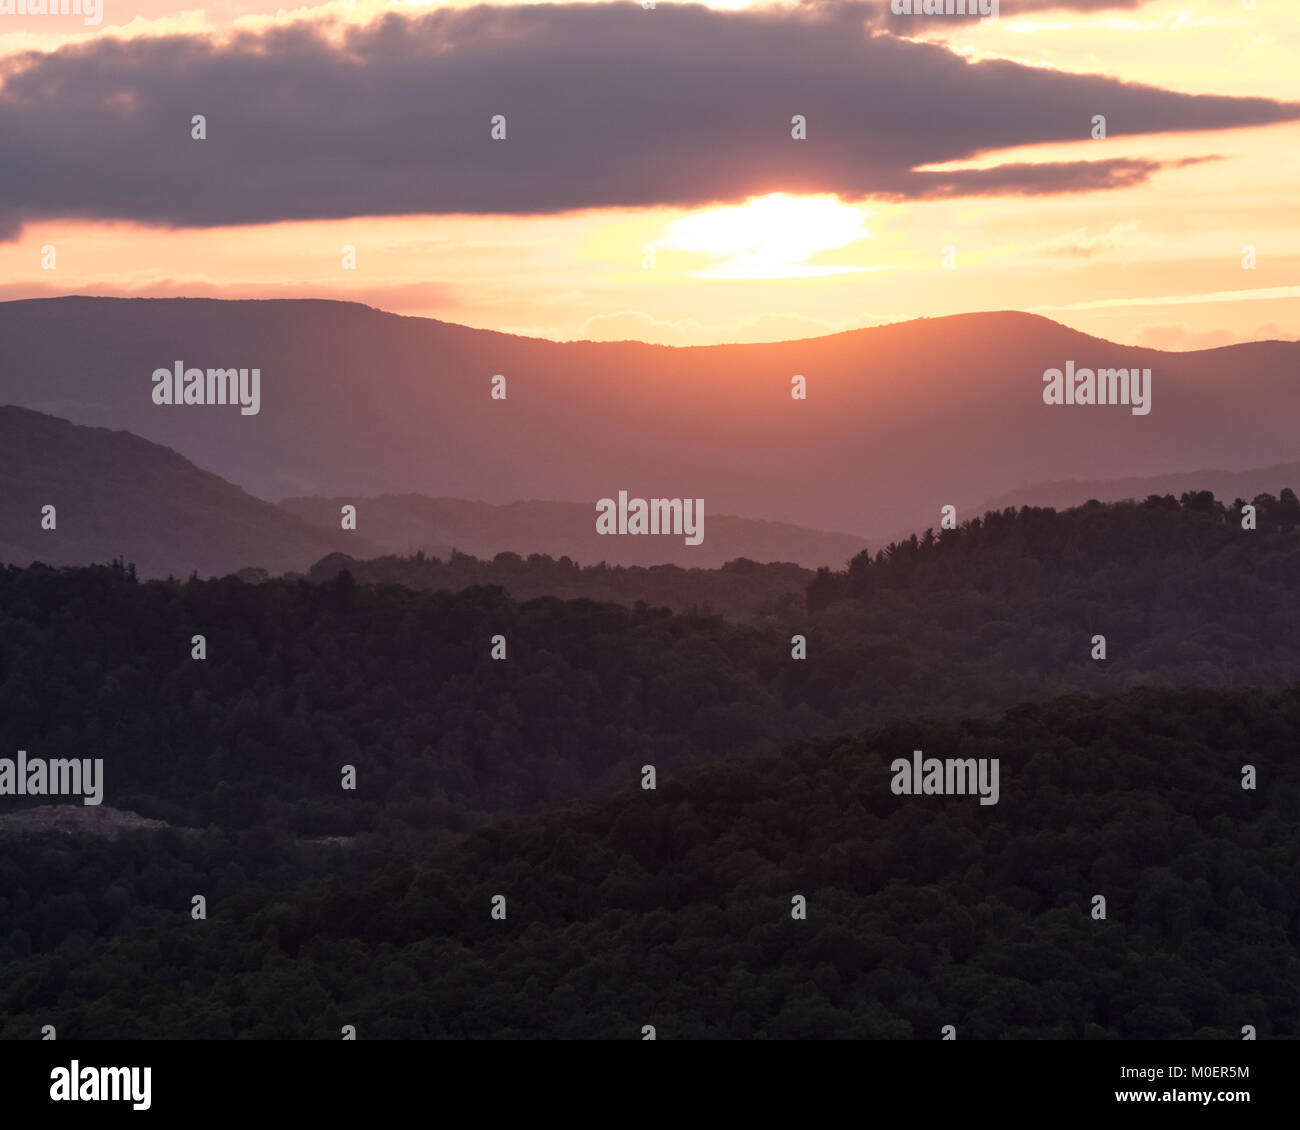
[1,494,1297,832]
[1,685,1296,1038]
[2,492,1297,1039]
[0,562,796,831]
[809,489,1300,610]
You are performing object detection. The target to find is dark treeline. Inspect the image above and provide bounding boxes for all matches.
[2,493,1299,833]
[302,550,810,617]
[1,685,1296,1038]
[808,489,1300,610]
[793,491,1300,719]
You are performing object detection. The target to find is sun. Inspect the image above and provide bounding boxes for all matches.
[657,193,874,279]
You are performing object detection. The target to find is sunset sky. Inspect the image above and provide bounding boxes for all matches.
[1,0,1296,348]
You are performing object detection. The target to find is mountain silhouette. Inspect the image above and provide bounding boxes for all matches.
[1,297,1295,536]
[0,406,379,577]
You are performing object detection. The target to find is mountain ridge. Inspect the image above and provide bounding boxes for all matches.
[0,405,381,578]
[3,296,1296,535]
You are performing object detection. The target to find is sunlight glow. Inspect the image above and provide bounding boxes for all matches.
[657,194,874,279]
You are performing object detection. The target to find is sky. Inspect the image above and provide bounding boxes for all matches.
[0,0,1295,348]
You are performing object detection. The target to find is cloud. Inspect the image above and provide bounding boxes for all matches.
[1033,286,1300,312]
[1031,220,1159,259]
[0,2,1294,236]
[1136,322,1294,351]
[804,1,1153,15]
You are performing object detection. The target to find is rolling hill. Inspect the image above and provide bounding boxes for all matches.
[3,297,1295,537]
[0,406,378,578]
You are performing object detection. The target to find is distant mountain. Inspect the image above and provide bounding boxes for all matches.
[281,494,870,569]
[0,406,378,578]
[969,463,1300,517]
[3,297,1295,537]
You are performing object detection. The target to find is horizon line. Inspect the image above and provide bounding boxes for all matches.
[4,294,1298,354]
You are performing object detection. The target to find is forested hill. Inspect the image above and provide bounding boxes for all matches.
[0,406,379,578]
[2,684,1296,1039]
[2,488,1300,831]
[3,495,1298,1039]
[305,550,810,617]
[807,489,1300,611]
[308,488,1300,620]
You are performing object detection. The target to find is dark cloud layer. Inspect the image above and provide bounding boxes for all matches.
[0,2,1293,235]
